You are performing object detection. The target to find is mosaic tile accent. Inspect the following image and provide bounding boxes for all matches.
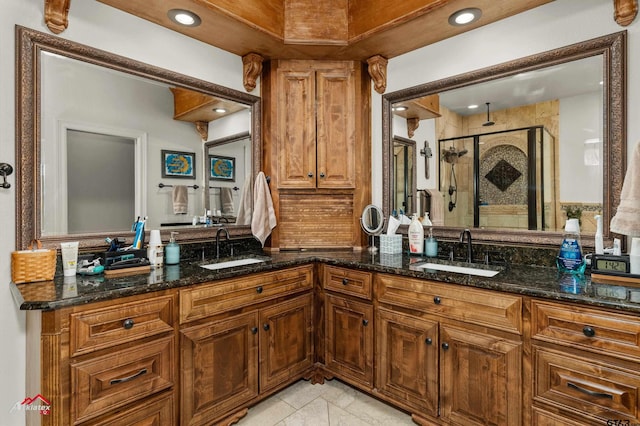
[485,159,522,192]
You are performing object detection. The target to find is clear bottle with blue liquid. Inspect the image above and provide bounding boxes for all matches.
[556,218,586,274]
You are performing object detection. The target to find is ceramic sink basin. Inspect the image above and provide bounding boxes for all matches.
[414,262,501,277]
[201,257,266,270]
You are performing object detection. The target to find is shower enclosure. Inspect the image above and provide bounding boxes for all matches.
[439,126,555,231]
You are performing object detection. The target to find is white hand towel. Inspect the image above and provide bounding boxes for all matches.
[251,172,276,247]
[172,185,188,214]
[235,174,253,225]
[220,187,234,215]
[611,141,640,236]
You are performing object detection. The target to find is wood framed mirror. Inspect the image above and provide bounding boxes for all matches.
[382,31,626,248]
[16,25,261,250]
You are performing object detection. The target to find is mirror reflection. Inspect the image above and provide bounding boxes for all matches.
[383,32,626,246]
[16,26,261,249]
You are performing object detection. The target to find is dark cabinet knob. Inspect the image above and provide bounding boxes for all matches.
[583,326,596,337]
[256,286,263,294]
[425,338,433,345]
[123,319,135,330]
[342,278,349,285]
[433,296,441,305]
[263,323,270,331]
[362,319,369,326]
[308,172,314,178]
[441,342,449,351]
[320,172,326,178]
[251,327,258,335]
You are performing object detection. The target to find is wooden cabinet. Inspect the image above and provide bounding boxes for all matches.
[179,266,314,425]
[531,300,640,425]
[263,59,371,249]
[32,292,177,426]
[323,265,374,389]
[375,273,523,425]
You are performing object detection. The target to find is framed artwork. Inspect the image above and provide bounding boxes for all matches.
[209,155,235,181]
[161,150,195,179]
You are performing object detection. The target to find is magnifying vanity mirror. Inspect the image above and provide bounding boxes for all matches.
[382,31,626,247]
[16,26,261,250]
[360,204,385,253]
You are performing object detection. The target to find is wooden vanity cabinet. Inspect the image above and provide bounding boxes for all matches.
[375,273,523,425]
[323,265,374,390]
[531,300,640,425]
[179,265,314,425]
[29,291,177,426]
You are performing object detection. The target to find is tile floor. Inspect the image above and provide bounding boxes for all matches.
[237,379,415,426]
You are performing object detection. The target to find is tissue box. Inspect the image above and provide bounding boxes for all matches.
[380,235,403,254]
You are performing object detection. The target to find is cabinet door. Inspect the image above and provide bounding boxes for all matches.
[276,67,317,189]
[376,308,438,417]
[440,325,522,426]
[316,65,356,189]
[259,293,314,391]
[325,294,374,388]
[180,312,259,426]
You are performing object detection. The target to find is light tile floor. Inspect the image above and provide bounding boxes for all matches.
[237,379,416,426]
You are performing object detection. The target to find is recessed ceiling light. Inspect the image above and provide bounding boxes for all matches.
[468,104,479,109]
[214,108,227,113]
[393,106,408,111]
[448,8,482,26]
[168,9,201,27]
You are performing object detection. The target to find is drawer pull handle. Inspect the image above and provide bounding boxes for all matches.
[441,342,449,351]
[263,323,270,331]
[567,382,613,399]
[362,319,369,327]
[582,326,596,337]
[122,319,135,330]
[425,338,433,345]
[109,368,147,385]
[256,286,263,294]
[342,278,349,285]
[433,296,441,305]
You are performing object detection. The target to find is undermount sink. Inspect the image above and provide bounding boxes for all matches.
[200,257,267,271]
[413,261,502,277]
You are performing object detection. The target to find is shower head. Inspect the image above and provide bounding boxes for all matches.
[483,102,495,127]
[442,146,468,164]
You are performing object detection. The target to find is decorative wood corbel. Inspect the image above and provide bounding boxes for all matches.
[407,118,419,139]
[242,53,264,92]
[367,55,388,94]
[195,121,208,140]
[614,0,638,26]
[44,0,71,34]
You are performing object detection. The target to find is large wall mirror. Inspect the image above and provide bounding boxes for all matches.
[382,31,626,247]
[16,26,261,250]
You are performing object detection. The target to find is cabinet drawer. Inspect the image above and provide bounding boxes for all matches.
[323,265,372,300]
[532,407,588,426]
[532,300,640,360]
[534,347,640,423]
[375,274,522,334]
[87,392,174,425]
[70,335,175,424]
[70,295,174,357]
[180,265,313,323]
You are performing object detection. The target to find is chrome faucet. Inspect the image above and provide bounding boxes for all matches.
[459,229,473,263]
[215,227,230,258]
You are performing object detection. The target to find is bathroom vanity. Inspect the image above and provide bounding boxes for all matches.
[12,251,640,426]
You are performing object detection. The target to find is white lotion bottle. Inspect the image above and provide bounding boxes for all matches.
[408,213,424,255]
[594,214,604,255]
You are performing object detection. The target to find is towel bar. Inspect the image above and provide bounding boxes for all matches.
[159,183,199,189]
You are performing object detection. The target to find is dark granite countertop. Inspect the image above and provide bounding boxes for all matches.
[10,250,640,315]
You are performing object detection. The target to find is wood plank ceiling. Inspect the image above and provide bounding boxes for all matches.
[94,0,557,61]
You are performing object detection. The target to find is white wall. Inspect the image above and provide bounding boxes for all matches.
[1,0,246,424]
[373,0,639,210]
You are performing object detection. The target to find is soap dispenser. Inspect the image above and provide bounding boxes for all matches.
[165,232,180,265]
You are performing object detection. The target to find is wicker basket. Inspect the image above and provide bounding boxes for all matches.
[11,240,57,284]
